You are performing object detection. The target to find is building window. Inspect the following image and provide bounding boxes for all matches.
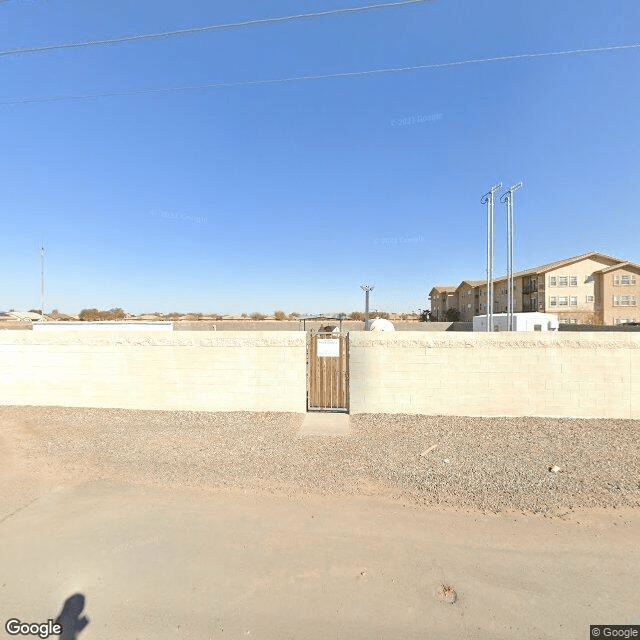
[621,275,630,285]
[549,297,557,307]
[569,276,578,286]
[467,303,471,309]
[559,296,568,306]
[586,295,594,302]
[549,276,557,287]
[570,296,577,306]
[570,318,577,324]
[558,276,568,287]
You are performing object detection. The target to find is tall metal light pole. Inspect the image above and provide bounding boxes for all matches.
[40,241,45,322]
[481,183,502,332]
[500,182,523,331]
[361,284,374,330]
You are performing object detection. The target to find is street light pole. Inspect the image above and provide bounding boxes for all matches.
[481,184,502,332]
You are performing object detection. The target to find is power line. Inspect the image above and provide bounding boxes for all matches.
[1,41,639,106]
[0,0,430,58]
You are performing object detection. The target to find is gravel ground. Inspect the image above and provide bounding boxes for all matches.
[2,406,639,514]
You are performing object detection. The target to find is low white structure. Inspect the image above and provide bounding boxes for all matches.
[473,313,559,332]
[33,322,174,332]
[7,312,44,322]
[369,318,396,332]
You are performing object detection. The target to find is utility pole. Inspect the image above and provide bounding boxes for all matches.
[500,182,523,331]
[40,241,45,322]
[481,184,502,332]
[360,284,374,330]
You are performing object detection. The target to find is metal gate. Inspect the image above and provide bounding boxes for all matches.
[307,331,349,412]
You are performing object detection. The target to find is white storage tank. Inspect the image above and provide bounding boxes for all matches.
[369,318,396,332]
[473,313,558,332]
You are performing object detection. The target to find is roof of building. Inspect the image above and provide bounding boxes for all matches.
[5,311,45,321]
[429,286,458,295]
[467,252,627,287]
[456,280,485,290]
[593,261,640,274]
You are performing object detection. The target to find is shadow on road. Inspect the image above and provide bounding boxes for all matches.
[54,593,89,640]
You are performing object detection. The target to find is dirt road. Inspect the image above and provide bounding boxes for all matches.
[1,407,639,639]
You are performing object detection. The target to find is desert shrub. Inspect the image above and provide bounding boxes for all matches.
[79,308,101,321]
[444,308,460,322]
[79,308,128,321]
[250,312,266,320]
[348,311,364,321]
[107,308,126,320]
[274,310,287,321]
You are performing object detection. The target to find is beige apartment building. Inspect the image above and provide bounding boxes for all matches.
[429,252,640,325]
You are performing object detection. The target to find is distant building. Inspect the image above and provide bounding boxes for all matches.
[429,252,640,325]
[428,286,458,321]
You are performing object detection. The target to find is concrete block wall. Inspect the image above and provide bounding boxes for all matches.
[348,332,640,418]
[0,331,306,413]
[3,329,639,418]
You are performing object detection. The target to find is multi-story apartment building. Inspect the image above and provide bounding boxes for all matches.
[428,285,458,321]
[429,252,640,325]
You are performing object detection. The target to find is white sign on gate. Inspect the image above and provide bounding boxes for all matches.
[317,339,340,357]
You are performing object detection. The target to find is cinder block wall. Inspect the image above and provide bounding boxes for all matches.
[0,331,306,413]
[348,332,640,418]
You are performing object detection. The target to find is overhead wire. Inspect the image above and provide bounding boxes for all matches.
[0,0,431,58]
[1,42,638,106]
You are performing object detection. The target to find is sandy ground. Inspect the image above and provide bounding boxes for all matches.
[1,407,639,639]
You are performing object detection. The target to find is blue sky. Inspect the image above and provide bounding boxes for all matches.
[1,0,639,315]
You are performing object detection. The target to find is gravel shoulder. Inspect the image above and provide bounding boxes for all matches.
[1,406,639,516]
